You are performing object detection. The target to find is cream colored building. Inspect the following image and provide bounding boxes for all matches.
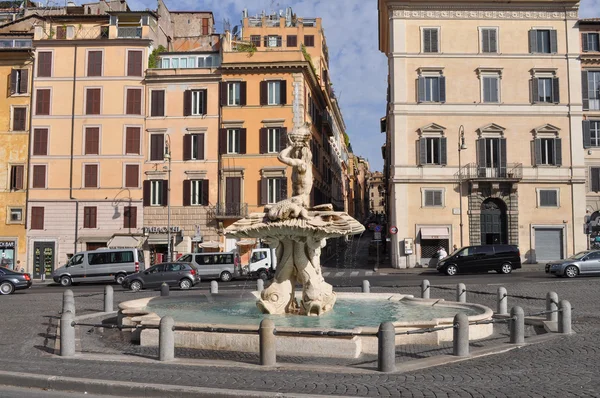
[378,0,586,268]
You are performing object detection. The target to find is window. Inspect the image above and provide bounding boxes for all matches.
[422,28,439,53]
[183,133,204,160]
[126,88,142,114]
[260,80,286,106]
[417,75,445,103]
[227,129,240,154]
[37,51,52,77]
[250,35,261,47]
[583,33,600,52]
[127,50,143,76]
[418,137,447,165]
[84,164,98,187]
[10,165,24,190]
[150,134,165,161]
[287,35,297,47]
[31,207,44,230]
[202,18,209,35]
[583,71,600,111]
[56,26,66,39]
[35,89,50,115]
[584,120,600,148]
[9,69,28,95]
[123,206,137,228]
[189,179,209,206]
[481,28,498,53]
[83,206,97,228]
[590,167,600,192]
[125,127,141,154]
[268,81,281,105]
[9,208,23,223]
[227,82,240,106]
[423,189,443,207]
[184,89,207,116]
[529,29,557,54]
[85,127,99,155]
[32,129,48,156]
[261,177,287,205]
[482,76,499,103]
[267,178,283,204]
[267,128,280,153]
[303,35,314,47]
[12,107,26,131]
[87,50,102,76]
[150,90,165,116]
[85,88,101,114]
[539,189,559,207]
[151,180,164,206]
[125,164,139,188]
[32,165,46,188]
[534,137,562,166]
[533,77,559,104]
[265,35,282,47]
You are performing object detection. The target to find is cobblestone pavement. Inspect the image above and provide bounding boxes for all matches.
[2,278,600,396]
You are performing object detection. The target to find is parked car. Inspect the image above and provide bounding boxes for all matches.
[436,244,522,276]
[239,248,277,281]
[52,248,145,287]
[0,268,32,295]
[545,250,600,278]
[122,262,200,292]
[178,252,237,282]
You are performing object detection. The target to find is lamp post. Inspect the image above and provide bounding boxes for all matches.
[458,125,467,247]
[164,135,172,262]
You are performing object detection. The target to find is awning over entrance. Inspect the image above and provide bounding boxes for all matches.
[199,240,223,249]
[107,235,146,249]
[420,227,450,240]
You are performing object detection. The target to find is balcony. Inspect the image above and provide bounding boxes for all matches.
[0,38,32,48]
[460,163,523,181]
[117,27,142,39]
[213,203,248,219]
[322,110,333,137]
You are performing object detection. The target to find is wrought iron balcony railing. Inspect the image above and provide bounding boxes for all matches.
[460,163,523,180]
[117,27,142,39]
[213,203,248,219]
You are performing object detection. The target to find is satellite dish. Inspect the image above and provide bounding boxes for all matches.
[232,26,239,37]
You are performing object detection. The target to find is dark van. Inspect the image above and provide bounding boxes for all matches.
[436,245,521,276]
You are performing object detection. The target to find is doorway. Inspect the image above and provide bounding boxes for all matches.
[480,198,507,245]
[33,242,55,279]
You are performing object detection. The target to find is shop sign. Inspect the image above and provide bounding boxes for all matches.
[143,226,181,234]
[0,241,15,249]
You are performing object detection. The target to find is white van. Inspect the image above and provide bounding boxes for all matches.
[52,248,145,286]
[178,252,237,282]
[243,248,277,281]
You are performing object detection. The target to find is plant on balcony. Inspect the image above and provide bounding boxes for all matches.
[301,44,318,78]
[235,42,257,57]
[47,28,55,39]
[148,44,166,68]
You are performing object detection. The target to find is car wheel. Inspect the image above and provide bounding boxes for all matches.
[60,276,72,287]
[115,273,126,285]
[500,263,513,274]
[179,279,192,290]
[257,270,269,281]
[129,280,142,292]
[220,271,232,282]
[0,281,15,295]
[445,264,458,276]
[564,265,579,278]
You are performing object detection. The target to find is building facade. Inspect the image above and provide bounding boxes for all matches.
[379,0,586,268]
[368,171,385,216]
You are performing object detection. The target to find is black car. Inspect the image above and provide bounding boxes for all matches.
[122,262,201,292]
[436,244,522,276]
[0,268,33,295]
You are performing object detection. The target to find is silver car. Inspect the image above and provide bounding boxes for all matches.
[545,250,600,278]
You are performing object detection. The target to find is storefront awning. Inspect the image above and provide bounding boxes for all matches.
[107,235,146,249]
[199,240,223,249]
[236,239,256,246]
[420,227,450,240]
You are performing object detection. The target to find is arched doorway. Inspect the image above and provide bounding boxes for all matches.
[480,198,507,245]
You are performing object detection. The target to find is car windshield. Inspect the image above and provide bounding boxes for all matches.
[569,251,589,260]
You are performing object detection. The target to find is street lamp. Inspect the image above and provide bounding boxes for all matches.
[164,134,172,262]
[458,125,467,247]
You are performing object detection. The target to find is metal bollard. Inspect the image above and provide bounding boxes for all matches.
[257,279,264,293]
[497,287,508,315]
[453,313,469,356]
[510,306,525,344]
[104,285,113,312]
[558,300,572,334]
[362,280,370,293]
[160,282,169,297]
[377,322,396,372]
[546,292,559,322]
[62,289,75,316]
[159,316,175,361]
[421,279,430,299]
[210,280,218,294]
[456,283,466,303]
[60,310,75,357]
[259,319,276,366]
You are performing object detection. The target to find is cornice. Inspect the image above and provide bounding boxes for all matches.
[390,7,578,20]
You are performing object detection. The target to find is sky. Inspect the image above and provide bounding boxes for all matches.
[123,0,600,172]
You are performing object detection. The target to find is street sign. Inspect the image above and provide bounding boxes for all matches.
[374,225,383,232]
[374,232,382,240]
[389,226,398,235]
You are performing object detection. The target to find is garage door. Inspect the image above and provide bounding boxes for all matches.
[535,228,564,262]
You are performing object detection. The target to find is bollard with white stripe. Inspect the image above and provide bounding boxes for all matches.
[104,285,113,312]
[210,280,218,294]
[60,310,75,357]
[362,280,370,293]
[510,306,524,344]
[558,300,572,334]
[453,313,469,356]
[546,292,559,323]
[497,287,508,315]
[159,316,175,361]
[421,280,430,299]
[456,283,466,303]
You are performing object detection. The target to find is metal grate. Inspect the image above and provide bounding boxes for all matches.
[421,239,449,258]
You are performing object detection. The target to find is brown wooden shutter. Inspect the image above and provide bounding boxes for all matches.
[183,134,192,161]
[84,164,98,187]
[36,89,50,115]
[12,165,24,190]
[250,35,261,47]
[151,90,164,116]
[18,68,28,93]
[56,26,66,39]
[33,129,48,156]
[260,128,268,154]
[202,18,209,35]
[201,89,208,114]
[240,82,247,106]
[126,88,142,114]
[84,206,97,228]
[32,165,45,188]
[219,129,227,154]
[239,128,247,154]
[260,81,268,105]
[162,179,168,207]
[260,178,268,205]
[201,180,209,205]
[37,52,52,77]
[12,107,26,131]
[87,51,102,76]
[86,88,101,114]
[127,50,143,76]
[287,35,297,47]
[150,134,164,161]
[124,206,137,228]
[125,164,139,187]
[197,133,205,160]
[143,180,150,206]
[279,127,287,152]
[279,177,288,201]
[183,90,192,116]
[10,69,17,94]
[280,80,287,105]
[183,180,191,206]
[125,127,141,154]
[31,207,44,230]
[592,168,600,193]
[85,127,99,155]
[219,82,227,106]
[304,35,314,46]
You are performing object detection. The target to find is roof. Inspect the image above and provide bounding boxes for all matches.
[170,11,213,14]
[579,18,600,25]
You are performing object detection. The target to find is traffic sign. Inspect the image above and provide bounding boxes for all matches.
[374,225,383,232]
[374,232,382,241]
[389,226,398,235]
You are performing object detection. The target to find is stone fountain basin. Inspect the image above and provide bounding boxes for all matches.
[118,292,493,359]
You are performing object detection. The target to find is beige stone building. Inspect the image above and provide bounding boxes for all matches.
[378,0,586,268]
[368,171,385,216]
